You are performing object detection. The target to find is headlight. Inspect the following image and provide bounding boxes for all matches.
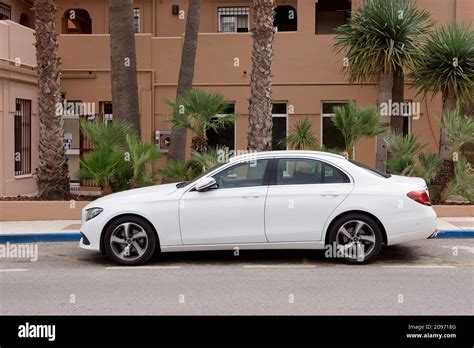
[85,208,103,221]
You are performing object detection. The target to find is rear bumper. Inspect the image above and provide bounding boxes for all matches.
[385,207,437,246]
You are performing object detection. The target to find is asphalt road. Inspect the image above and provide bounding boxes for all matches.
[0,239,473,315]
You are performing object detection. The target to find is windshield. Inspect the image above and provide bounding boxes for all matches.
[175,162,228,188]
[349,159,391,178]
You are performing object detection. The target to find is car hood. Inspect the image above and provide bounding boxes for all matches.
[387,175,427,189]
[85,183,180,208]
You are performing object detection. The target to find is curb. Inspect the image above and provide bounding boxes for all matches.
[435,230,474,239]
[0,230,473,243]
[0,232,81,243]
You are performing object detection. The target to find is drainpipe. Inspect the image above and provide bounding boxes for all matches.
[152,0,156,36]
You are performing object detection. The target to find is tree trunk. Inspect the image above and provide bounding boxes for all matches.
[167,0,201,164]
[431,87,457,203]
[375,71,393,171]
[248,0,275,152]
[109,0,140,134]
[191,136,208,153]
[439,87,457,159]
[390,66,405,133]
[34,0,70,200]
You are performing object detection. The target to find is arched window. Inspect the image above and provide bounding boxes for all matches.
[274,6,297,32]
[62,9,92,34]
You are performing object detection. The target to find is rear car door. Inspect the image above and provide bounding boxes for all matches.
[265,158,354,242]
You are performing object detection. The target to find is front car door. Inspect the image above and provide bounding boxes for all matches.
[265,157,354,242]
[179,159,271,245]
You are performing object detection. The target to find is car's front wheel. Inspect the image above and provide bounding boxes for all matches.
[103,216,157,266]
[326,213,383,264]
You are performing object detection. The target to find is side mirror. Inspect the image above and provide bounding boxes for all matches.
[194,177,217,192]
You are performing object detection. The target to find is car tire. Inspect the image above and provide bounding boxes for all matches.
[326,213,383,264]
[103,215,157,266]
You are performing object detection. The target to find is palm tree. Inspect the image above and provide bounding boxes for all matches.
[77,119,160,192]
[413,152,442,198]
[248,0,275,151]
[79,118,133,150]
[167,0,201,164]
[34,0,70,200]
[76,147,122,195]
[189,146,225,172]
[331,102,387,159]
[125,134,162,188]
[164,89,236,153]
[109,0,140,134]
[443,156,474,204]
[334,0,432,170]
[410,24,474,159]
[279,118,319,150]
[431,108,474,202]
[385,132,426,175]
[158,160,195,183]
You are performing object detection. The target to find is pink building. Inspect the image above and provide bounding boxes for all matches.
[0,0,472,197]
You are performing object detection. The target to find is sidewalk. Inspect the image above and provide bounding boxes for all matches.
[0,217,472,243]
[0,220,81,242]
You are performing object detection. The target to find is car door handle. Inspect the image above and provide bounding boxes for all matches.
[321,192,339,197]
[242,192,260,199]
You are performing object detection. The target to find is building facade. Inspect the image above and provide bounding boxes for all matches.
[0,0,472,196]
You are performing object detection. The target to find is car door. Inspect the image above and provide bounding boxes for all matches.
[179,159,271,245]
[265,158,354,242]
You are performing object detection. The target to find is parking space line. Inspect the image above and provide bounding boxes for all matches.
[381,265,456,269]
[243,265,316,269]
[0,269,29,272]
[105,265,182,270]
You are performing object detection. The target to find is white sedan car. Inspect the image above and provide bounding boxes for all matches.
[79,151,437,265]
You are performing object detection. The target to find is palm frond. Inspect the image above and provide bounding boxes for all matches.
[79,118,133,150]
[409,23,474,104]
[440,108,474,154]
[75,147,123,190]
[331,101,387,155]
[280,118,319,150]
[164,89,235,138]
[334,0,433,83]
[442,156,474,203]
[414,152,442,185]
[158,160,196,182]
[386,154,416,175]
[189,146,226,172]
[125,134,162,187]
[385,132,426,158]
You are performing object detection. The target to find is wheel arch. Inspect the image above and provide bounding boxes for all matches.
[99,213,160,254]
[324,210,388,246]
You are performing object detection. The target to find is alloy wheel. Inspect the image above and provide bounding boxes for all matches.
[109,222,149,262]
[335,220,376,261]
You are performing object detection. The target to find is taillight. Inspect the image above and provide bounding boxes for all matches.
[407,190,431,206]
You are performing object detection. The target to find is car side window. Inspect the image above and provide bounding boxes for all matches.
[322,163,350,183]
[277,159,322,185]
[212,159,269,189]
[276,159,349,185]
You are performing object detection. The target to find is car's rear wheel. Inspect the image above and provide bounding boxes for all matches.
[103,216,157,266]
[326,213,383,264]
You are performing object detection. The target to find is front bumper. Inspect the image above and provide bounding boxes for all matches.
[79,213,106,252]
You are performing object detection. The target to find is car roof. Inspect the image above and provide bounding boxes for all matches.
[229,150,347,162]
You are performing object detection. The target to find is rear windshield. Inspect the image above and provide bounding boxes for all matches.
[349,159,391,178]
